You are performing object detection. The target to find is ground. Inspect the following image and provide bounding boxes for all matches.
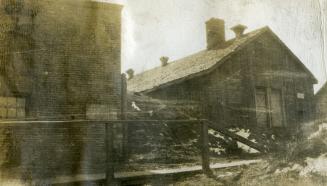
[172,122,327,186]
[172,157,327,186]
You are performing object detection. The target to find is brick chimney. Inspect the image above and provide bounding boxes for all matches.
[231,24,247,38]
[206,18,225,50]
[160,56,169,67]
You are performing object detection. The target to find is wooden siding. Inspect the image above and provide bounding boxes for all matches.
[148,32,315,133]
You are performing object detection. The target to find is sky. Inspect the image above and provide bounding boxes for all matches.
[105,0,327,91]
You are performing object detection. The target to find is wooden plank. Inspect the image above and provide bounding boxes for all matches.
[206,120,267,153]
[105,124,118,186]
[121,74,129,161]
[48,160,262,185]
[201,122,210,174]
[0,119,205,125]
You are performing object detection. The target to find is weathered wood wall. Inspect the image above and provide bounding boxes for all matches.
[148,32,315,134]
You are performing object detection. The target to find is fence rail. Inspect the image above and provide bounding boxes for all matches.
[0,119,264,185]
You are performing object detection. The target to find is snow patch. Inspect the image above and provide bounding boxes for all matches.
[0,180,26,186]
[277,153,327,177]
[308,123,327,140]
[209,129,226,155]
[235,128,251,139]
[231,128,259,154]
[209,129,225,140]
[300,153,327,177]
[275,164,303,174]
[210,147,226,155]
[131,101,141,111]
[217,172,234,178]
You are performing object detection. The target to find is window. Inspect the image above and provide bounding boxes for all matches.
[0,97,25,119]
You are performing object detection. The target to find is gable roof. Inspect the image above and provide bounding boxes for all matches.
[128,27,317,93]
[315,81,327,98]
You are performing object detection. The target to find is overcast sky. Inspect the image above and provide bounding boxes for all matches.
[106,0,327,91]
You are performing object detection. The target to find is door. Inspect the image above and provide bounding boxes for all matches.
[255,89,269,127]
[255,88,284,127]
[270,90,283,127]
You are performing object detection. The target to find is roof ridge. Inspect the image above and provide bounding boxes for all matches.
[131,26,268,78]
[127,26,270,93]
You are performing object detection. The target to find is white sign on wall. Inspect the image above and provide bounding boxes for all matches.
[297,93,305,99]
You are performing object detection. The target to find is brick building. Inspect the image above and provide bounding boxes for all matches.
[0,0,124,180]
[128,18,317,135]
[0,0,123,120]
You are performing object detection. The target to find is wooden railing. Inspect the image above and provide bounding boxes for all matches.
[101,119,205,185]
[0,119,266,186]
[103,119,266,185]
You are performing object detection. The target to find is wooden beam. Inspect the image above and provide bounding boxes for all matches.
[121,74,129,161]
[206,120,266,153]
[0,119,205,125]
[201,122,211,174]
[105,124,118,186]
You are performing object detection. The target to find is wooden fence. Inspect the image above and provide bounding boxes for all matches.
[0,119,265,185]
[102,119,265,185]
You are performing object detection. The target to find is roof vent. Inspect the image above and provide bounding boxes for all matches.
[126,69,134,80]
[160,56,169,67]
[231,24,247,38]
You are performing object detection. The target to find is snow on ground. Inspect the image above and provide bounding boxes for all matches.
[229,128,259,154]
[131,101,141,111]
[209,128,260,154]
[0,180,25,186]
[209,129,226,155]
[274,164,303,174]
[300,153,327,177]
[210,146,226,155]
[273,153,327,177]
[308,123,327,140]
[209,129,225,140]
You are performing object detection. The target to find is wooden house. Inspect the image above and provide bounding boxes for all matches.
[128,18,317,133]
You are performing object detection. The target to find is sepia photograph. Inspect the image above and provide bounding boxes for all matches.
[0,0,326,185]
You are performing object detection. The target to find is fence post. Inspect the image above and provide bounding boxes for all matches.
[121,74,128,161]
[105,123,118,186]
[201,121,211,174]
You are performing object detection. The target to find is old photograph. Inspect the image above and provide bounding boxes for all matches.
[0,0,326,185]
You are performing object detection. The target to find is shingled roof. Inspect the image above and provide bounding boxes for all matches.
[128,26,316,93]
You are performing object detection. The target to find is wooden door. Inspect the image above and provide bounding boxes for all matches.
[255,89,269,127]
[270,90,283,127]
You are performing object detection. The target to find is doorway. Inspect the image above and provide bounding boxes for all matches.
[255,88,284,127]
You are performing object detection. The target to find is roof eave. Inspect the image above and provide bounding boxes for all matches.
[264,28,318,84]
[133,28,269,94]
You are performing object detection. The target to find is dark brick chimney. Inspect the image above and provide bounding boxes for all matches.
[206,18,225,50]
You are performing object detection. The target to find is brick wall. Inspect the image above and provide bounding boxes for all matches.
[30,0,123,119]
[0,0,124,180]
[0,121,123,180]
[0,0,123,119]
